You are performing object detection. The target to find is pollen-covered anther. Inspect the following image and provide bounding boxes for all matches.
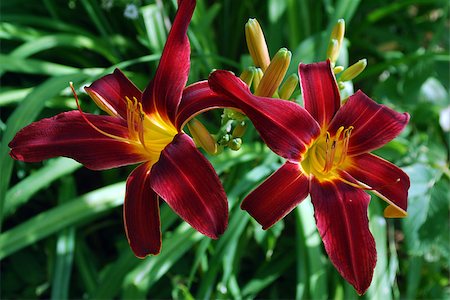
[302,125,355,181]
[125,96,146,147]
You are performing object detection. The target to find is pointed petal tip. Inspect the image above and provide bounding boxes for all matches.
[131,245,161,259]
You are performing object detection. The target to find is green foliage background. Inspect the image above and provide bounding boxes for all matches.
[1,0,449,299]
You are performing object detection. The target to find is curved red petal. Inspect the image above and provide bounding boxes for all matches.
[9,111,144,170]
[345,153,409,217]
[241,162,309,229]
[149,133,228,238]
[142,0,196,123]
[310,178,376,295]
[84,69,142,119]
[208,70,320,161]
[299,60,340,127]
[124,163,161,257]
[175,81,237,130]
[328,90,409,155]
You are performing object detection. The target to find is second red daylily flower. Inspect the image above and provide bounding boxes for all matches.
[9,0,231,258]
[208,60,410,295]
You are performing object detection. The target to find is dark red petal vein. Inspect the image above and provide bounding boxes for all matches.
[142,0,196,123]
[124,163,162,258]
[345,153,409,217]
[85,68,142,119]
[328,90,409,155]
[149,133,228,238]
[310,177,376,295]
[241,161,310,229]
[299,60,340,127]
[9,111,144,170]
[175,81,237,130]
[208,70,320,161]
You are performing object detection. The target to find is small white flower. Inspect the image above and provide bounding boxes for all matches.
[124,4,139,20]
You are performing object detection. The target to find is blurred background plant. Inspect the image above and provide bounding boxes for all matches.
[1,0,449,299]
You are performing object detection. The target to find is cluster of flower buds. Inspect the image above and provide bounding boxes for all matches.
[189,18,299,155]
[191,18,369,155]
[327,19,368,90]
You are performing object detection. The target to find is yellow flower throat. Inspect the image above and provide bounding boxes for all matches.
[301,126,353,182]
[125,97,177,163]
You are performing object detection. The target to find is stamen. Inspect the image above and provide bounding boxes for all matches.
[338,126,353,165]
[70,83,133,145]
[340,176,401,191]
[137,101,147,149]
[323,132,331,172]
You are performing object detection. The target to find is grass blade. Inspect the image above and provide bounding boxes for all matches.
[0,182,125,259]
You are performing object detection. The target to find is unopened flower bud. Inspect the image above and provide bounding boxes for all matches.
[245,18,271,71]
[255,48,291,97]
[327,19,345,64]
[252,68,264,92]
[240,67,256,86]
[187,119,217,155]
[229,137,242,151]
[218,134,231,145]
[326,39,340,65]
[331,19,345,48]
[333,66,344,74]
[279,74,298,100]
[340,59,367,81]
[232,121,247,138]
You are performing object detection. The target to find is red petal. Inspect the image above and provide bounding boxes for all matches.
[9,111,144,170]
[241,162,309,229]
[345,153,409,217]
[142,0,195,123]
[124,163,161,257]
[175,81,237,130]
[84,69,142,119]
[208,70,320,161]
[149,133,228,238]
[310,178,376,295]
[299,60,340,127]
[328,90,409,155]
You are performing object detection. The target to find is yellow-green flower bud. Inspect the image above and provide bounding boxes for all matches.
[240,67,255,86]
[245,18,270,71]
[279,74,299,100]
[232,121,247,138]
[218,134,231,145]
[229,138,242,151]
[331,19,345,48]
[187,118,217,155]
[326,39,340,65]
[327,19,345,65]
[252,68,264,92]
[333,66,344,74]
[255,48,291,97]
[340,59,367,82]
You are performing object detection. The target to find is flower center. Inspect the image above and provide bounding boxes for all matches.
[125,97,177,163]
[301,126,353,182]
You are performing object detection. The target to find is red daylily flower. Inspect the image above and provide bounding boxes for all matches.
[9,0,230,258]
[208,60,410,295]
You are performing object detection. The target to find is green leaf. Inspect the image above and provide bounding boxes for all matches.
[50,176,76,300]
[0,73,89,229]
[0,182,125,259]
[4,158,82,218]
